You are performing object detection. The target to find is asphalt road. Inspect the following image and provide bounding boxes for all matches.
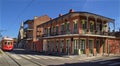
[1,48,120,66]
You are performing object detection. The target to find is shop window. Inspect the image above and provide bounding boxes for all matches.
[61,40,64,53]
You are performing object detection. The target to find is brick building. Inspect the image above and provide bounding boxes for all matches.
[36,9,120,56]
[18,15,51,52]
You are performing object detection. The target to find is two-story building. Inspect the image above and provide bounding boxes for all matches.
[36,9,120,56]
[17,15,51,52]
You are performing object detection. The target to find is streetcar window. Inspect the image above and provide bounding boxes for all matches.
[8,42,10,45]
[4,42,7,45]
[11,42,12,45]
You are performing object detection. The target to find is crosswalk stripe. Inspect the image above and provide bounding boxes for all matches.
[109,62,120,66]
[99,61,111,64]
[34,55,65,60]
[20,55,31,59]
[34,55,49,59]
[27,55,39,59]
[11,54,22,59]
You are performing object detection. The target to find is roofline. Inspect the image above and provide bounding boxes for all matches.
[74,12,115,22]
[24,20,34,24]
[38,11,115,27]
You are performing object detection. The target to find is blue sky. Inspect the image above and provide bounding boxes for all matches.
[0,0,120,38]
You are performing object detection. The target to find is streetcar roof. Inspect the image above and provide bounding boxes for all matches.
[2,37,13,40]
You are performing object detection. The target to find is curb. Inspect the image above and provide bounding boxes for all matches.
[0,49,4,54]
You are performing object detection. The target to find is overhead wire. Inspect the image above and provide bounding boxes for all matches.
[18,0,34,20]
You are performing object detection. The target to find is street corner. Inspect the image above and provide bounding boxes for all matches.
[0,49,5,55]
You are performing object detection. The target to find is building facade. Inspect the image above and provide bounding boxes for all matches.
[17,15,51,52]
[17,22,24,48]
[36,10,120,56]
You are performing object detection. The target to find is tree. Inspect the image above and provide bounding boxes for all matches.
[13,38,17,43]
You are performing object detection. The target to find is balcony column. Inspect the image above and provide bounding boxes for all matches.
[102,20,104,32]
[48,27,50,36]
[101,19,104,35]
[58,21,61,35]
[78,15,82,34]
[69,14,73,34]
[95,17,97,33]
[113,22,115,32]
[86,15,89,33]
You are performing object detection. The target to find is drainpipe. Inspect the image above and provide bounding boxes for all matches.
[108,39,110,56]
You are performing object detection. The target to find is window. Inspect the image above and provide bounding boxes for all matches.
[51,26,55,35]
[96,40,100,53]
[47,41,50,51]
[81,40,85,49]
[90,21,94,33]
[11,42,12,45]
[73,19,78,33]
[44,28,46,34]
[80,39,86,54]
[56,40,59,52]
[51,41,54,52]
[66,22,70,34]
[48,27,50,36]
[74,39,78,54]
[81,19,87,34]
[61,40,64,53]
[56,26,59,35]
[4,42,7,45]
[81,19,87,29]
[89,40,93,54]
[8,42,10,45]
[61,24,64,34]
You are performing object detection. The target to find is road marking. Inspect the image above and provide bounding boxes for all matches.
[11,54,22,59]
[35,55,49,59]
[109,62,120,66]
[20,55,31,59]
[91,60,105,63]
[99,61,111,64]
[27,55,39,59]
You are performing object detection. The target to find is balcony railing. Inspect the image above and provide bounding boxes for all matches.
[73,29,78,34]
[24,27,33,31]
[66,29,71,34]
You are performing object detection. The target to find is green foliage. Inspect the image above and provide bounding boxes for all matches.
[13,38,17,43]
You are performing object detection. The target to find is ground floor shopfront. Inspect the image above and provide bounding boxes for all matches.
[22,40,43,52]
[43,36,120,56]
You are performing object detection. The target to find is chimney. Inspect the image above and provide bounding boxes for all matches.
[59,13,62,17]
[34,16,38,19]
[69,9,74,13]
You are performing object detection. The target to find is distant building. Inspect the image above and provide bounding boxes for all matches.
[17,15,51,51]
[17,22,24,48]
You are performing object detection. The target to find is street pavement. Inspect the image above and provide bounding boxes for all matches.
[0,48,120,66]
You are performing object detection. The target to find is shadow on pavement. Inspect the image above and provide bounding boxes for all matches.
[48,58,120,66]
[8,48,70,57]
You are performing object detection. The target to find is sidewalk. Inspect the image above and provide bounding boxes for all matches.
[63,54,120,61]
[0,49,18,66]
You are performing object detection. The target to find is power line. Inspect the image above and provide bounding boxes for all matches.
[18,0,34,20]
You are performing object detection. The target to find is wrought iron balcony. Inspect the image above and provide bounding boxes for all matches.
[24,27,33,31]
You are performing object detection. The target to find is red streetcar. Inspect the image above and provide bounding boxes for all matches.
[1,37,14,51]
